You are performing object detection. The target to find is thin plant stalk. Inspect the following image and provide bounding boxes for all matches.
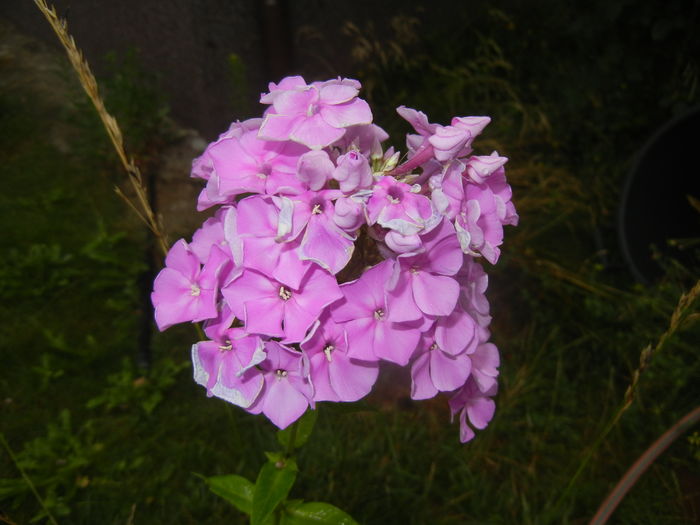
[553,278,700,517]
[590,405,700,524]
[33,0,168,256]
[0,433,59,525]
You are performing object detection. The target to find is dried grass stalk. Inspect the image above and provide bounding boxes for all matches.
[33,0,169,256]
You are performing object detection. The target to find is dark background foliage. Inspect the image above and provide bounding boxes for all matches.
[1,1,699,523]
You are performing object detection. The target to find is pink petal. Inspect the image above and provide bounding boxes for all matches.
[435,308,476,356]
[263,378,310,429]
[373,321,420,365]
[300,218,354,274]
[259,113,304,141]
[309,353,339,402]
[318,82,358,105]
[328,354,378,401]
[320,98,373,128]
[290,113,345,149]
[244,297,285,338]
[430,350,471,392]
[411,351,438,400]
[413,272,459,316]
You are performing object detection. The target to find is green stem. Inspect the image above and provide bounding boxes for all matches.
[284,421,299,459]
[0,433,59,525]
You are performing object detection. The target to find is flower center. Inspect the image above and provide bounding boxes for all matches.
[410,266,419,274]
[387,185,403,204]
[219,341,233,352]
[374,308,385,321]
[275,369,288,380]
[257,163,272,179]
[312,203,323,215]
[429,342,438,351]
[323,343,334,362]
[190,284,201,297]
[279,286,292,300]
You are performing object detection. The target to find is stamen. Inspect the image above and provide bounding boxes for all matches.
[429,342,438,351]
[312,203,322,214]
[410,267,419,274]
[374,308,385,321]
[190,284,201,297]
[279,286,292,300]
[219,342,232,352]
[323,343,334,362]
[387,195,400,204]
[275,369,288,380]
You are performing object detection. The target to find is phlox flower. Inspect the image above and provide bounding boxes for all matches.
[449,378,497,443]
[410,327,472,400]
[151,240,229,330]
[246,341,314,429]
[388,218,463,320]
[333,149,374,193]
[455,167,519,264]
[456,258,491,328]
[191,328,266,407]
[259,76,373,150]
[208,128,307,198]
[469,342,500,394]
[366,176,437,237]
[286,190,356,274]
[154,74,517,443]
[233,195,311,288]
[223,265,342,344]
[302,314,379,402]
[331,260,420,365]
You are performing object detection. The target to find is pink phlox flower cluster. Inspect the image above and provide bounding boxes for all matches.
[151,76,517,441]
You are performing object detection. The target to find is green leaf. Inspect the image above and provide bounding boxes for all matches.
[281,501,359,525]
[277,410,318,450]
[200,474,254,515]
[251,458,298,525]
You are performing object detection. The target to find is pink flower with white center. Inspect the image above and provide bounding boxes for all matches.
[388,218,463,320]
[286,189,356,274]
[449,378,497,443]
[246,341,314,429]
[410,328,472,400]
[223,265,343,344]
[208,128,307,198]
[259,77,373,150]
[470,342,500,394]
[455,167,519,264]
[151,240,229,331]
[366,176,437,237]
[302,314,379,402]
[191,328,266,407]
[333,150,373,193]
[331,260,420,365]
[233,195,311,288]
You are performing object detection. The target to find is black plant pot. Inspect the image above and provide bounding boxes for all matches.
[618,107,700,283]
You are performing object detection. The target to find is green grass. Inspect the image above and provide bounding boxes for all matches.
[2,3,699,523]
